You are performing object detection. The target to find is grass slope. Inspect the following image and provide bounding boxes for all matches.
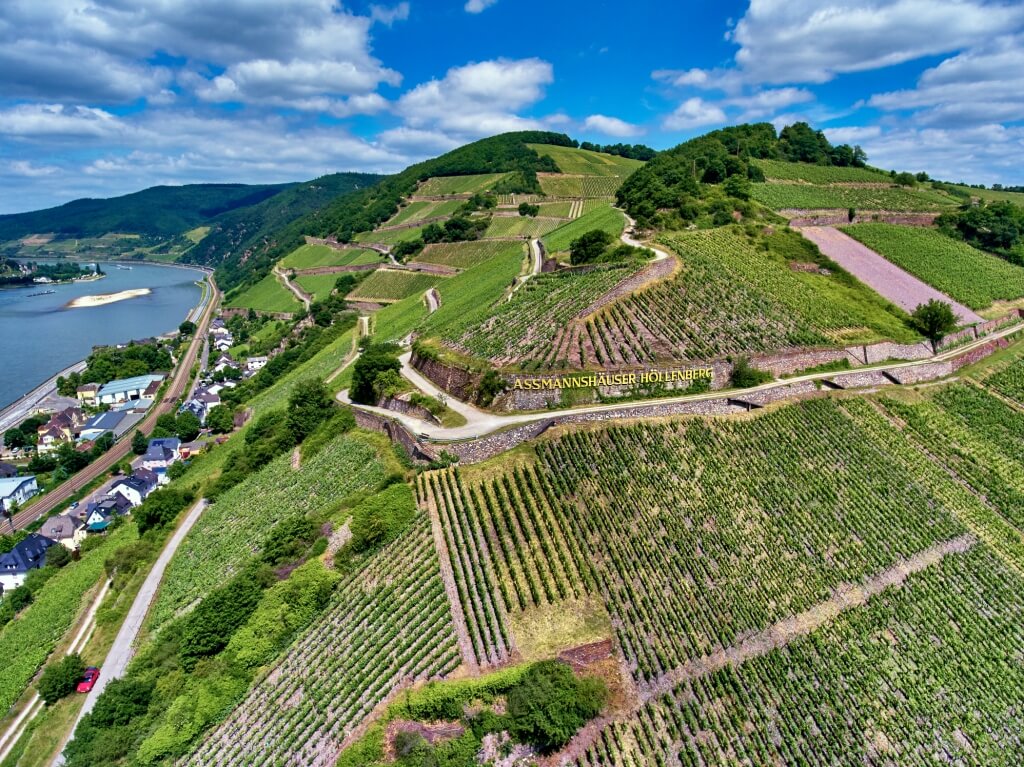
[226,272,301,313]
[542,203,625,253]
[753,183,958,211]
[347,269,441,303]
[752,159,892,183]
[841,223,1024,310]
[413,240,526,270]
[279,244,380,270]
[527,144,644,177]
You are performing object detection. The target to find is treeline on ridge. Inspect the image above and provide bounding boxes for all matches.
[617,122,867,226]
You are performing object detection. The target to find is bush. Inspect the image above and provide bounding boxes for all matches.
[569,229,615,265]
[505,661,607,753]
[730,357,773,388]
[134,487,195,535]
[351,342,402,405]
[38,654,86,705]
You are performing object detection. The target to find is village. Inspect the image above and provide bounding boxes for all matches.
[0,316,269,597]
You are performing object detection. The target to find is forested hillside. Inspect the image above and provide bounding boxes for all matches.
[0,183,289,241]
[184,172,383,286]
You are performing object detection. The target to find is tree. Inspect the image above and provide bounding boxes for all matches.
[569,229,614,265]
[287,378,334,443]
[38,654,86,706]
[722,174,751,200]
[134,487,194,535]
[350,343,401,405]
[175,411,202,442]
[518,202,540,217]
[730,357,773,388]
[893,171,918,187]
[47,544,71,568]
[206,405,235,435]
[3,428,27,450]
[910,299,957,348]
[178,320,196,335]
[506,661,607,753]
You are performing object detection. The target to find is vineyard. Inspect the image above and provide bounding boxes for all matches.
[752,159,892,183]
[538,175,624,198]
[417,467,594,667]
[346,269,441,303]
[573,545,1024,766]
[293,273,340,302]
[752,182,957,211]
[416,174,509,196]
[536,227,912,369]
[413,240,526,270]
[0,525,135,714]
[542,203,625,254]
[444,263,640,365]
[985,357,1024,404]
[149,433,388,630]
[841,223,1024,309]
[354,223,429,245]
[278,244,381,270]
[527,144,644,177]
[225,272,302,314]
[385,199,464,226]
[185,515,460,767]
[533,201,574,218]
[484,216,565,239]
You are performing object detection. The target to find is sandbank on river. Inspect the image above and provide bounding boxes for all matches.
[67,288,151,308]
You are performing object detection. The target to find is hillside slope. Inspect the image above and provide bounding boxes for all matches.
[0,183,289,241]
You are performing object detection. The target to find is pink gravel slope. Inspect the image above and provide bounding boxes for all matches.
[799,226,983,325]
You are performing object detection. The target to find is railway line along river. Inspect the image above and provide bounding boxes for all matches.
[0,263,205,412]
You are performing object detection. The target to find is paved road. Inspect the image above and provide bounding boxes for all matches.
[54,498,209,765]
[9,274,219,532]
[425,288,440,314]
[0,360,87,434]
[274,266,311,311]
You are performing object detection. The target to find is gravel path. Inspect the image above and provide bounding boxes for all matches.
[799,226,983,324]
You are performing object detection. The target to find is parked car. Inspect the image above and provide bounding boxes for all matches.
[76,666,100,693]
[70,501,79,509]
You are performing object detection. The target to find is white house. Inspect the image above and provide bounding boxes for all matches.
[110,475,151,507]
[142,438,181,471]
[0,476,38,512]
[246,356,269,372]
[41,514,87,551]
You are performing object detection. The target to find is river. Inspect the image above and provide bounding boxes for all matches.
[0,263,204,410]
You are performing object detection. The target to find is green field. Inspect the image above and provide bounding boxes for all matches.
[484,216,564,239]
[444,263,639,364]
[385,199,465,226]
[226,272,301,314]
[538,174,623,198]
[185,514,460,767]
[279,244,381,270]
[295,273,345,302]
[149,433,389,631]
[534,201,573,218]
[527,144,644,177]
[413,240,526,270]
[354,224,430,246]
[753,182,958,211]
[752,159,892,183]
[416,174,509,196]
[347,269,440,303]
[949,184,1024,205]
[841,224,1024,309]
[542,203,625,253]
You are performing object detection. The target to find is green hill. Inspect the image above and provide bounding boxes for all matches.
[0,183,289,241]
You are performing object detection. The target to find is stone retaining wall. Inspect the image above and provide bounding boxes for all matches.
[827,370,894,389]
[785,210,939,227]
[353,410,438,462]
[951,338,1010,370]
[750,348,851,376]
[886,361,954,385]
[378,395,438,424]
[411,353,480,401]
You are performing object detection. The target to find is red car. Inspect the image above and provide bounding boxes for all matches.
[76,667,100,693]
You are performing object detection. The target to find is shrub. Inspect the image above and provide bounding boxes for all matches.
[730,357,773,388]
[505,661,607,753]
[38,654,86,705]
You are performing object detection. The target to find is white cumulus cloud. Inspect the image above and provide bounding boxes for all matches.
[662,98,727,130]
[465,0,499,13]
[582,114,645,137]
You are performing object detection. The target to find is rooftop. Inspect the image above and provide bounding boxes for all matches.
[97,374,165,398]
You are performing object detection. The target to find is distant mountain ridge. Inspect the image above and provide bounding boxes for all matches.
[0,183,292,241]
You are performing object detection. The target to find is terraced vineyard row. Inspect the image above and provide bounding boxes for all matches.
[386,199,464,226]
[536,399,970,682]
[484,215,565,239]
[279,244,381,270]
[150,434,387,629]
[354,223,428,245]
[416,173,508,196]
[186,515,460,767]
[752,159,892,183]
[538,174,623,198]
[985,357,1024,404]
[347,269,440,303]
[413,239,526,270]
[538,227,913,368]
[447,263,639,364]
[841,223,1024,309]
[541,203,624,254]
[418,466,594,667]
[574,545,1024,766]
[753,182,957,211]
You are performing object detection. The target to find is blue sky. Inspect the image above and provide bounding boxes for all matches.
[1,0,1022,213]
